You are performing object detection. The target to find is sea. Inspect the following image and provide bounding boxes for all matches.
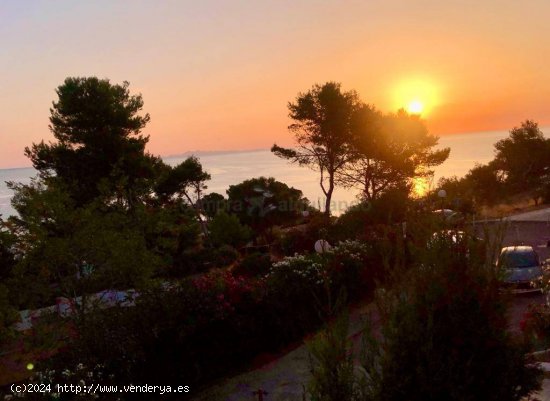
[0,130,540,217]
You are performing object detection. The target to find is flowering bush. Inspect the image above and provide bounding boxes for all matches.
[189,269,264,320]
[1,363,118,401]
[263,240,375,338]
[325,240,375,299]
[24,240,378,396]
[268,253,326,286]
[267,240,375,302]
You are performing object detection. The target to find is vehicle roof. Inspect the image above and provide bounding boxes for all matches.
[500,246,535,254]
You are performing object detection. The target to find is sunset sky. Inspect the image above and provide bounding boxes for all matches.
[1,0,550,168]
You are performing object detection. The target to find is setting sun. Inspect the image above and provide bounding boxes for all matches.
[391,78,439,116]
[408,100,424,114]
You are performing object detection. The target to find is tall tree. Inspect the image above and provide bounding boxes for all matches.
[338,108,450,200]
[154,157,211,233]
[494,120,550,199]
[25,77,159,208]
[154,157,211,208]
[272,82,360,216]
[464,161,504,206]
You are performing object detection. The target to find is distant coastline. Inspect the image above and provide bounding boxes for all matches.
[164,148,269,159]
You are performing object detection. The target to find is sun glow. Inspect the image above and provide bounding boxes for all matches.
[407,100,424,114]
[392,78,439,116]
[412,176,430,198]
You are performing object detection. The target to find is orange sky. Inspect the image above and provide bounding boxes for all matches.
[1,0,550,168]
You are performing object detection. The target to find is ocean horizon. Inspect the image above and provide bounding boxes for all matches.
[1,129,548,218]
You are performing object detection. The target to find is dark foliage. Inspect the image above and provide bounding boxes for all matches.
[361,232,542,401]
[232,252,271,278]
[25,77,159,208]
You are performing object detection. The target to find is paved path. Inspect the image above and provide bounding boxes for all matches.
[193,290,544,401]
[193,218,550,401]
[192,303,377,401]
[535,380,550,400]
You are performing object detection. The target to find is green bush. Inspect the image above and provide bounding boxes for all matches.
[232,252,271,277]
[0,284,17,342]
[360,231,541,401]
[32,240,377,397]
[275,215,332,256]
[332,202,372,241]
[215,244,239,267]
[306,311,360,401]
[171,245,238,276]
[208,211,251,248]
[276,227,314,255]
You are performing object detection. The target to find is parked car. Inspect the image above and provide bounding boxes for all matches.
[497,246,544,293]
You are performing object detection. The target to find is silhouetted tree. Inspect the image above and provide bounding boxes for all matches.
[154,157,211,208]
[199,192,227,219]
[0,224,16,281]
[272,82,360,216]
[4,78,205,309]
[432,176,475,213]
[226,177,309,231]
[153,157,211,236]
[464,161,504,206]
[339,108,449,200]
[25,77,160,209]
[494,120,550,201]
[208,212,252,248]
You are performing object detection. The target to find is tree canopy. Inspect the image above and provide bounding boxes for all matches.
[226,176,309,231]
[25,77,160,208]
[273,82,449,214]
[3,77,208,309]
[340,108,449,200]
[272,82,360,216]
[494,120,550,195]
[154,156,211,207]
[432,120,550,208]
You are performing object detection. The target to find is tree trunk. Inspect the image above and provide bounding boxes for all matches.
[324,174,334,217]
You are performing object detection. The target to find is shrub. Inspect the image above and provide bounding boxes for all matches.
[208,212,251,248]
[232,252,271,278]
[214,244,239,267]
[29,240,378,398]
[306,310,361,401]
[171,247,213,277]
[276,227,314,255]
[265,240,375,337]
[0,284,17,342]
[332,202,372,241]
[324,240,376,300]
[521,303,550,350]
[43,272,268,397]
[275,215,331,256]
[360,232,542,401]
